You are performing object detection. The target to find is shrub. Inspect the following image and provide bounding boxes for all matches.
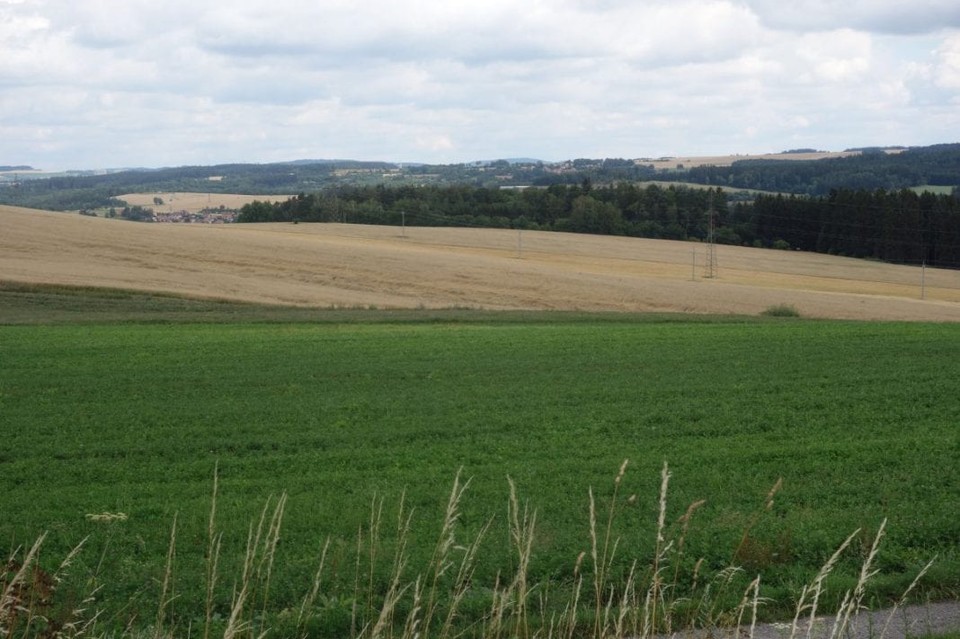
[761,303,800,317]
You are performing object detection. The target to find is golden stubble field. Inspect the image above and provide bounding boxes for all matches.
[642,151,861,170]
[3,205,960,321]
[118,192,291,213]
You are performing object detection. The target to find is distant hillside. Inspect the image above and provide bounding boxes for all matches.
[1,144,957,212]
[677,144,960,195]
[3,206,959,321]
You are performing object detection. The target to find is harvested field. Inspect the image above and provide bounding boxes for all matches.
[644,151,860,169]
[2,205,959,321]
[118,191,291,213]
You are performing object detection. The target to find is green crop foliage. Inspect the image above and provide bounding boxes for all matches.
[1,313,958,634]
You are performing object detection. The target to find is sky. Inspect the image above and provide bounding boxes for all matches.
[2,0,960,170]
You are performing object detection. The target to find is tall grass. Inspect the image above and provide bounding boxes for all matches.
[0,462,938,639]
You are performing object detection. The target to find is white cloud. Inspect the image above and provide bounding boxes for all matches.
[792,30,873,83]
[0,0,958,169]
[743,0,960,34]
[935,34,960,89]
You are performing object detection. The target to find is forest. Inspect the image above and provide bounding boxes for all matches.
[238,183,960,268]
[238,182,723,238]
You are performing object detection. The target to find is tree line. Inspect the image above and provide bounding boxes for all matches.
[238,182,728,240]
[736,189,960,267]
[239,183,960,268]
[681,145,960,196]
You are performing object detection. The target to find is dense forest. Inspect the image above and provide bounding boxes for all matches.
[683,144,960,195]
[740,189,960,266]
[239,184,960,268]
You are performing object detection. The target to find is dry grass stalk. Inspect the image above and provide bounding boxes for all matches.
[54,587,102,639]
[400,575,424,639]
[365,493,413,639]
[646,461,673,636]
[589,486,600,636]
[830,519,886,639]
[693,565,743,632]
[255,494,287,637]
[612,560,638,638]
[364,494,386,632]
[507,477,537,639]
[154,513,178,638]
[671,499,707,592]
[483,572,506,639]
[351,522,364,639]
[204,463,222,639]
[51,539,96,639]
[878,555,936,639]
[222,524,257,639]
[295,536,331,633]
[787,527,860,639]
[222,494,286,639]
[732,575,763,639]
[589,459,629,639]
[557,554,585,639]
[732,477,783,565]
[1,534,96,639]
[437,517,493,639]
[1,535,47,636]
[422,468,470,639]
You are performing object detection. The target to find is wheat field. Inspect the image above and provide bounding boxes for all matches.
[3,204,960,321]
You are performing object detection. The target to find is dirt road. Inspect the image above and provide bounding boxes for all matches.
[731,601,960,639]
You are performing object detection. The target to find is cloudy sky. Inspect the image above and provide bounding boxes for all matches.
[2,0,960,170]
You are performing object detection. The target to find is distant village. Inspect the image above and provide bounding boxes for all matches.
[152,209,238,224]
[79,205,240,223]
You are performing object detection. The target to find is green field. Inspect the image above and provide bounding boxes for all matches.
[1,287,958,636]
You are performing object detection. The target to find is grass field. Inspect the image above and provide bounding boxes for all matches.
[1,294,958,636]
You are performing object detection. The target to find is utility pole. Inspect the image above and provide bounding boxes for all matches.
[401,210,406,237]
[703,192,718,279]
[921,260,926,300]
[517,228,523,258]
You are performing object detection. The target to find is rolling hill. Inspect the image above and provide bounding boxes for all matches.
[2,205,959,321]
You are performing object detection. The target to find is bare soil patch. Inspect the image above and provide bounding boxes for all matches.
[3,205,959,321]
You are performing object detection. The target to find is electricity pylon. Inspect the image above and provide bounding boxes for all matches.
[704,193,718,279]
